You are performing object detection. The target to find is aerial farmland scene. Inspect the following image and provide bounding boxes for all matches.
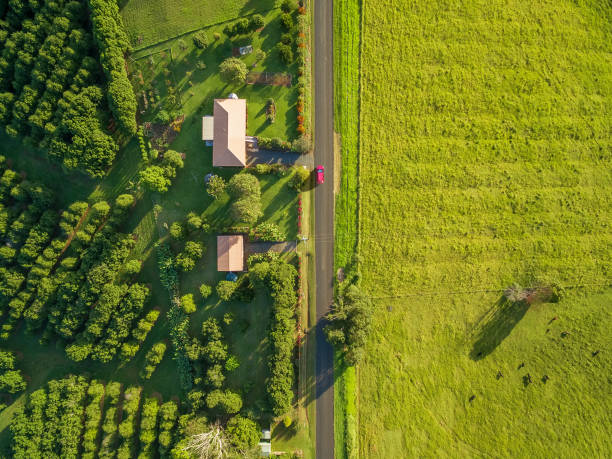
[0,0,609,458]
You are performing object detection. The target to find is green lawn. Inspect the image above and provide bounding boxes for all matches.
[355,0,612,456]
[130,9,299,141]
[121,0,277,49]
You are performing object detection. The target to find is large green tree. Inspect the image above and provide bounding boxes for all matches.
[219,58,248,85]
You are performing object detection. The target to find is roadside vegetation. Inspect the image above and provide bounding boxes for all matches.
[121,0,277,49]
[333,0,361,269]
[355,0,612,456]
[333,0,363,457]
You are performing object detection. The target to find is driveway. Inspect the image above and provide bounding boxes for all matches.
[247,150,314,168]
[244,241,297,259]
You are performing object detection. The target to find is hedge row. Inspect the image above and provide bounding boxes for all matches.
[88,0,137,135]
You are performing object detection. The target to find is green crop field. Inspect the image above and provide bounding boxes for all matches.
[355,0,612,456]
[121,0,277,48]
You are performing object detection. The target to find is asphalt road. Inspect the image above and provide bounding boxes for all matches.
[313,0,335,458]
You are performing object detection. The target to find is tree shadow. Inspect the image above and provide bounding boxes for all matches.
[470,297,530,361]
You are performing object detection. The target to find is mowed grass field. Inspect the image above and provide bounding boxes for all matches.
[357,0,612,456]
[121,0,277,48]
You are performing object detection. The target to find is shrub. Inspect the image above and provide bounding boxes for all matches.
[140,342,167,380]
[281,0,295,13]
[227,416,260,452]
[225,355,240,372]
[266,98,276,123]
[162,150,184,172]
[176,241,204,272]
[281,33,293,45]
[207,175,226,199]
[193,31,209,49]
[252,222,286,241]
[116,194,135,209]
[186,212,202,232]
[205,389,242,414]
[220,57,248,85]
[155,110,171,124]
[0,370,26,393]
[230,196,262,224]
[292,136,311,154]
[169,221,185,240]
[249,14,265,30]
[236,18,250,34]
[289,166,311,191]
[199,284,212,299]
[278,43,294,64]
[124,259,142,275]
[280,13,294,30]
[139,166,171,193]
[228,173,261,199]
[216,281,238,302]
[181,294,197,314]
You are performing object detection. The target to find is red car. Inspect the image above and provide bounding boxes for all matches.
[315,165,325,184]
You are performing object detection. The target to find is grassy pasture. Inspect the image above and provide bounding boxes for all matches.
[356,0,612,456]
[121,0,277,49]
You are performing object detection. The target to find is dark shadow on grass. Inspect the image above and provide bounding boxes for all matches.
[470,297,530,361]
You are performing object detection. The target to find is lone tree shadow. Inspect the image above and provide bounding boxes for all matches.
[470,297,530,360]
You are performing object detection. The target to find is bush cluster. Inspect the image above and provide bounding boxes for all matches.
[193,31,209,49]
[10,376,185,459]
[248,256,297,415]
[251,222,287,241]
[206,175,227,199]
[140,342,167,380]
[139,150,184,193]
[88,0,138,135]
[324,259,373,365]
[224,14,265,36]
[175,241,205,272]
[0,349,26,394]
[119,309,160,361]
[228,173,262,225]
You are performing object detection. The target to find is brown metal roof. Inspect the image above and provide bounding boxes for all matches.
[212,99,246,167]
[217,235,244,272]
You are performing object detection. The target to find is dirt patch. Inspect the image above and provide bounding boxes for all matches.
[143,115,185,152]
[246,72,292,87]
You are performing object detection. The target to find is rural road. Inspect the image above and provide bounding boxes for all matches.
[313,0,335,458]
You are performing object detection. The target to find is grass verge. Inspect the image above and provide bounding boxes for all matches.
[357,0,612,456]
[333,0,361,270]
[333,0,362,458]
